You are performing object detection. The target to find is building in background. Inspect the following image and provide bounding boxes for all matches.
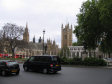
[46,39,59,55]
[60,23,112,59]
[68,46,112,59]
[61,23,72,48]
[15,23,59,58]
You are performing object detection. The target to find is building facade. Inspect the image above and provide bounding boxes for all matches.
[16,42,43,58]
[61,23,72,48]
[68,46,112,59]
[46,39,59,55]
[16,23,59,57]
[16,23,43,57]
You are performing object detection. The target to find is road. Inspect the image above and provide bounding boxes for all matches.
[0,64,112,84]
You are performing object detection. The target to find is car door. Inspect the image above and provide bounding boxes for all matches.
[0,62,2,72]
[38,56,45,70]
[27,56,35,70]
[0,62,6,71]
[39,56,50,70]
[32,56,40,71]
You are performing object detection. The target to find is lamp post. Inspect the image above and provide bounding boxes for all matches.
[43,30,45,55]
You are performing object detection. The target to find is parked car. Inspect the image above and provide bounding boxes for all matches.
[0,60,20,76]
[103,58,112,66]
[23,55,61,74]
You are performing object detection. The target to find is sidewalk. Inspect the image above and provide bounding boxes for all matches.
[62,65,112,69]
[104,66,112,69]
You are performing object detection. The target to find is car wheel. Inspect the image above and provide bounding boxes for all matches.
[43,69,48,74]
[24,66,29,72]
[1,70,6,76]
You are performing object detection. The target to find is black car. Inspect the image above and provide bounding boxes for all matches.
[0,60,20,76]
[23,55,61,74]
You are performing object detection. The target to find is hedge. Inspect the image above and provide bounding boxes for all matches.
[60,57,107,66]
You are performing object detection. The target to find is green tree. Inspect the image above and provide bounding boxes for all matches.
[74,0,112,56]
[75,0,100,50]
[72,41,83,46]
[72,42,78,46]
[98,0,112,57]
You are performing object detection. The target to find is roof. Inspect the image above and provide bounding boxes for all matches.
[17,42,43,50]
[28,42,43,50]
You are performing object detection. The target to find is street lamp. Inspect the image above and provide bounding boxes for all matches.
[43,30,45,55]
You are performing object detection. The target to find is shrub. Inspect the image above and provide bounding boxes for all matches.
[60,56,107,66]
[72,57,83,65]
[83,57,107,66]
[60,57,82,65]
[60,57,68,64]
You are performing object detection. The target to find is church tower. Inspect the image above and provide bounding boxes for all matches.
[23,23,29,42]
[61,23,72,48]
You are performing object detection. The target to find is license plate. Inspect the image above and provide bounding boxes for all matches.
[12,70,17,72]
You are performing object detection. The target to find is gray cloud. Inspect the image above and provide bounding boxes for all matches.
[0,0,87,48]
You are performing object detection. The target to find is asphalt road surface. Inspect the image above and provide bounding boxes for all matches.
[0,64,112,84]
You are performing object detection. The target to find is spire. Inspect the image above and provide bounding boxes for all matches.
[51,40,52,44]
[67,23,69,28]
[53,40,55,45]
[3,31,6,38]
[71,25,72,29]
[65,23,69,29]
[61,24,63,29]
[26,22,28,29]
[23,22,29,43]
[33,35,35,43]
[25,22,28,33]
[39,36,42,43]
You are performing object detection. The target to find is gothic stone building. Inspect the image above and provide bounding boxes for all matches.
[46,39,59,55]
[61,23,72,48]
[16,23,59,58]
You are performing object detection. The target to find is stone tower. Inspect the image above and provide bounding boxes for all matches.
[61,23,72,48]
[23,23,29,42]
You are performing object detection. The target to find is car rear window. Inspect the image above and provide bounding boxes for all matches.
[7,61,18,66]
[52,56,60,63]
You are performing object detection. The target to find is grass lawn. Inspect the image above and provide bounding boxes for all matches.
[0,58,28,62]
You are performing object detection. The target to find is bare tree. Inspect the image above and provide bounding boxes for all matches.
[0,30,4,53]
[2,23,24,58]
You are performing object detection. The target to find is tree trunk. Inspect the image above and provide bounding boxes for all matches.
[108,52,110,58]
[12,48,15,58]
[94,50,96,58]
[89,50,91,57]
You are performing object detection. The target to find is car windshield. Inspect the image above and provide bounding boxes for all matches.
[7,61,18,66]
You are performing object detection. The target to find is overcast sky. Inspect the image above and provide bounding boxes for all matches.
[0,0,86,47]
